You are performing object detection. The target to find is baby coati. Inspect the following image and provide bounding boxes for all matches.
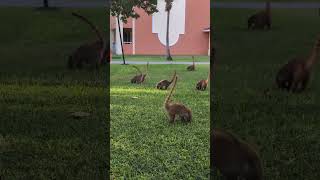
[68,12,106,69]
[164,76,192,123]
[196,71,210,91]
[276,36,320,93]
[156,70,176,90]
[187,56,196,71]
[130,62,149,84]
[248,1,271,30]
[211,129,263,180]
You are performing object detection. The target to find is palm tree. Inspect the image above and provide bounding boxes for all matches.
[165,0,173,61]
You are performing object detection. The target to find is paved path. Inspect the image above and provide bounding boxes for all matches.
[111,61,210,65]
[212,2,320,9]
[0,0,107,7]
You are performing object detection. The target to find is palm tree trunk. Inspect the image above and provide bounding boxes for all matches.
[166,9,173,61]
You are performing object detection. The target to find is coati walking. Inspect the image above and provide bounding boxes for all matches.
[248,1,271,30]
[187,56,196,71]
[196,71,210,91]
[131,62,149,84]
[68,12,106,69]
[211,129,263,180]
[156,70,176,90]
[164,76,192,123]
[276,36,320,93]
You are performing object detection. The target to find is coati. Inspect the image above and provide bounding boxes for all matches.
[156,70,176,90]
[196,71,210,91]
[68,12,106,69]
[164,75,192,123]
[211,129,263,180]
[130,62,149,84]
[248,1,271,30]
[187,56,196,71]
[276,36,320,93]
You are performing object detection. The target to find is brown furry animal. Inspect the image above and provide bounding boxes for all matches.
[156,70,176,90]
[211,129,263,180]
[131,62,149,84]
[68,12,106,69]
[276,36,320,93]
[196,71,210,91]
[164,76,192,123]
[248,2,271,30]
[187,56,196,71]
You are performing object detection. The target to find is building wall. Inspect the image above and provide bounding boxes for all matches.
[111,0,210,55]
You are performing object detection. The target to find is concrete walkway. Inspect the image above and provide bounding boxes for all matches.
[212,2,320,9]
[0,0,107,7]
[111,61,210,65]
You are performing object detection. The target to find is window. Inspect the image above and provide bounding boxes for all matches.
[123,28,132,44]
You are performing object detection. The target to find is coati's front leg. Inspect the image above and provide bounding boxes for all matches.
[291,81,300,93]
[299,76,309,92]
[169,112,175,123]
[248,17,254,29]
[68,56,74,69]
[292,74,309,93]
[76,59,84,69]
[181,113,191,122]
[266,19,271,30]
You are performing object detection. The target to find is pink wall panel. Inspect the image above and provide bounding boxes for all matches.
[123,43,133,55]
[111,0,210,55]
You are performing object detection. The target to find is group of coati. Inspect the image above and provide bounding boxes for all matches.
[129,57,210,123]
[247,1,320,92]
[212,2,320,180]
[130,57,209,90]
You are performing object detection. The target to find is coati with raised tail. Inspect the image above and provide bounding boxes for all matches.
[187,56,196,71]
[164,76,192,123]
[276,36,320,93]
[156,70,176,90]
[68,12,106,69]
[211,129,263,180]
[248,1,271,30]
[196,71,210,91]
[131,62,149,84]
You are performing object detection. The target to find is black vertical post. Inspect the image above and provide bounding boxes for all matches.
[43,0,49,8]
[117,16,126,65]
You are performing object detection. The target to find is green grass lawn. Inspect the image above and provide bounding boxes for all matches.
[0,8,108,179]
[212,8,320,179]
[110,64,210,179]
[112,55,210,62]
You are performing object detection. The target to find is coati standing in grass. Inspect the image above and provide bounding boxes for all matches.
[164,76,192,123]
[196,71,210,91]
[211,129,263,180]
[187,56,196,71]
[276,36,320,93]
[130,62,149,84]
[68,12,106,69]
[156,70,176,90]
[248,1,271,30]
